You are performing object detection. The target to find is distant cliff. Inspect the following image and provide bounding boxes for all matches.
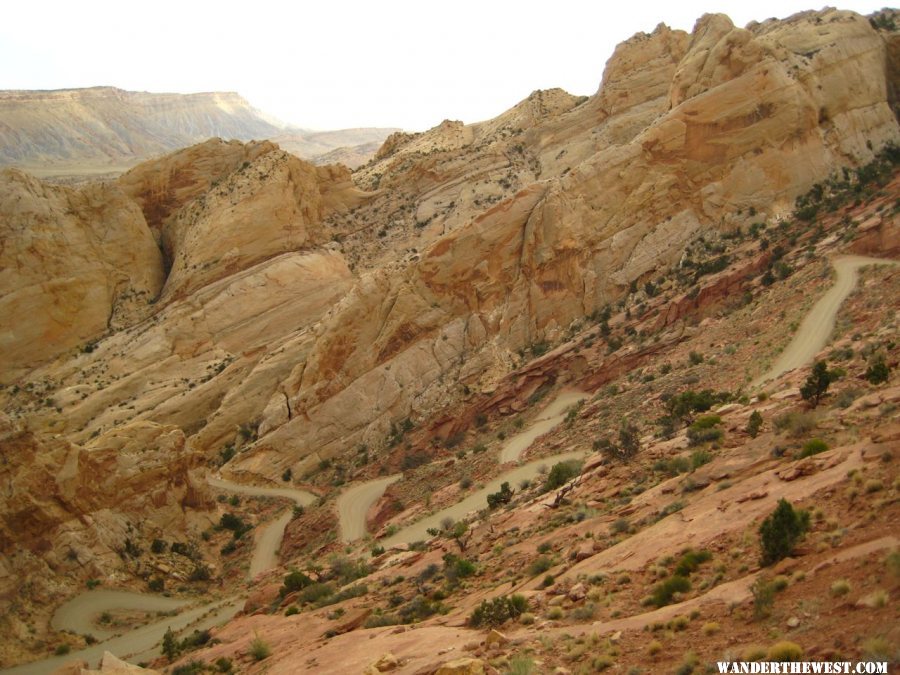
[0,87,396,173]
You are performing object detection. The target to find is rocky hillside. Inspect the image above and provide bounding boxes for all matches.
[0,87,397,175]
[0,7,899,673]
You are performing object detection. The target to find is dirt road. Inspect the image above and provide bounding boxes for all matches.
[5,477,316,674]
[753,255,898,387]
[379,449,587,547]
[4,597,242,675]
[337,474,402,542]
[499,390,587,463]
[206,476,317,579]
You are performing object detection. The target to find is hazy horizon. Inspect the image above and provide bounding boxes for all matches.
[0,1,889,132]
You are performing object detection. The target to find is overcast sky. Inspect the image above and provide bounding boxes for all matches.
[0,1,887,131]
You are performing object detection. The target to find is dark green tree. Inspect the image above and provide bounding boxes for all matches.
[800,361,833,407]
[162,627,179,661]
[759,499,810,566]
[487,482,513,509]
[746,410,763,438]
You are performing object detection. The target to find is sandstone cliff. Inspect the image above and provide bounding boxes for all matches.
[2,4,898,551]
[0,413,209,660]
[0,169,164,382]
[239,9,900,476]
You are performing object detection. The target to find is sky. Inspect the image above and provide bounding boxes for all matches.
[0,1,888,132]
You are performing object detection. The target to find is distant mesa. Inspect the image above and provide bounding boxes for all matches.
[0,86,398,177]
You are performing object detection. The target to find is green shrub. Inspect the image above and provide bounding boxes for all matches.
[886,550,900,577]
[328,554,371,584]
[172,661,204,675]
[861,636,893,660]
[54,644,70,656]
[443,553,476,582]
[299,583,334,604]
[797,439,828,458]
[571,602,597,621]
[214,657,233,673]
[468,594,528,627]
[189,564,211,582]
[653,456,691,476]
[690,449,713,469]
[667,390,726,421]
[674,549,712,576]
[691,414,721,429]
[280,570,312,596]
[773,411,817,437]
[865,358,890,384]
[543,460,582,491]
[179,629,211,652]
[650,575,691,607]
[689,427,723,445]
[759,499,810,566]
[527,555,553,576]
[318,583,368,608]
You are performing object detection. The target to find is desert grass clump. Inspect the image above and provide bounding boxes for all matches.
[675,651,699,675]
[865,479,884,493]
[740,645,768,662]
[830,579,851,597]
[771,575,790,591]
[752,577,776,620]
[702,621,721,636]
[767,641,803,662]
[571,602,597,621]
[886,550,900,578]
[797,438,828,458]
[591,655,615,671]
[668,615,690,631]
[647,640,663,656]
[248,635,271,661]
[547,606,564,620]
[858,590,888,608]
[507,654,537,675]
[861,636,893,660]
[773,411,817,437]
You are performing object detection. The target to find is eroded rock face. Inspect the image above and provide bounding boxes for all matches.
[0,414,209,659]
[233,9,900,476]
[4,11,899,484]
[158,149,362,302]
[0,169,164,382]
[0,414,207,564]
[117,138,278,238]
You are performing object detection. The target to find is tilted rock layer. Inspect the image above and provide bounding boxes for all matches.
[0,12,898,625]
